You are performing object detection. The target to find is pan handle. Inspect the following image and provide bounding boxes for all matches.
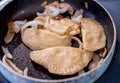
[0,0,13,11]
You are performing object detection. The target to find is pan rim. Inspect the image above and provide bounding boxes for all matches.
[0,0,117,82]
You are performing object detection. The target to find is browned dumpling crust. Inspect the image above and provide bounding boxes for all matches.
[34,16,80,36]
[30,46,94,75]
[48,18,80,35]
[22,28,71,50]
[81,18,106,51]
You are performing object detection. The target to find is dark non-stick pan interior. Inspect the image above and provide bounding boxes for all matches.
[0,0,114,80]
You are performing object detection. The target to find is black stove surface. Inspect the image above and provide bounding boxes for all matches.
[0,0,120,83]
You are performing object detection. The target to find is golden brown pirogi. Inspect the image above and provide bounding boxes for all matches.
[3,1,107,76]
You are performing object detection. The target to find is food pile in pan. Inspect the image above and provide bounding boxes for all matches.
[1,1,107,77]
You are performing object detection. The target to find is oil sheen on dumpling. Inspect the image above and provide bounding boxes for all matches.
[81,18,106,51]
[22,28,71,50]
[30,46,94,75]
[34,16,80,36]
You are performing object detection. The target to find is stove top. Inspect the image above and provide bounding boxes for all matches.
[0,0,120,83]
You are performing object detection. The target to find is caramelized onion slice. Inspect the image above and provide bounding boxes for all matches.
[78,70,85,75]
[37,6,59,17]
[4,21,15,44]
[93,54,101,63]
[6,59,24,75]
[14,20,27,25]
[48,24,68,35]
[72,36,83,49]
[2,55,11,68]
[23,67,28,76]
[47,18,80,36]
[37,2,73,17]
[37,6,68,17]
[2,55,23,75]
[59,3,74,15]
[14,24,21,33]
[98,48,107,58]
[72,9,84,23]
[21,20,43,31]
[85,2,88,9]
[37,11,59,17]
[59,7,68,13]
[1,46,13,59]
[88,61,98,70]
[41,1,47,7]
[2,55,28,76]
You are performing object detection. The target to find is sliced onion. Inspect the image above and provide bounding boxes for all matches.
[59,7,68,13]
[2,55,16,73]
[4,21,15,44]
[14,20,27,33]
[98,58,104,65]
[93,54,101,63]
[31,21,43,29]
[14,20,27,25]
[59,3,74,15]
[37,5,69,17]
[99,48,107,58]
[61,0,64,2]
[2,47,27,76]
[37,3,74,17]
[85,2,88,9]
[14,24,21,33]
[88,61,97,70]
[71,36,83,49]
[49,1,59,7]
[6,59,23,75]
[78,70,85,75]
[72,15,83,23]
[37,6,59,16]
[73,9,84,18]
[24,67,28,76]
[45,6,58,11]
[41,1,47,7]
[36,12,44,16]
[2,55,25,75]
[4,32,14,44]
[48,25,68,35]
[2,55,10,66]
[1,46,13,59]
[2,55,6,64]
[21,20,43,31]
[5,20,27,34]
[72,9,84,23]
[47,5,69,15]
[37,10,59,17]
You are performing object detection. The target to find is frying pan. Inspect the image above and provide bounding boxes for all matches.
[0,0,116,83]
